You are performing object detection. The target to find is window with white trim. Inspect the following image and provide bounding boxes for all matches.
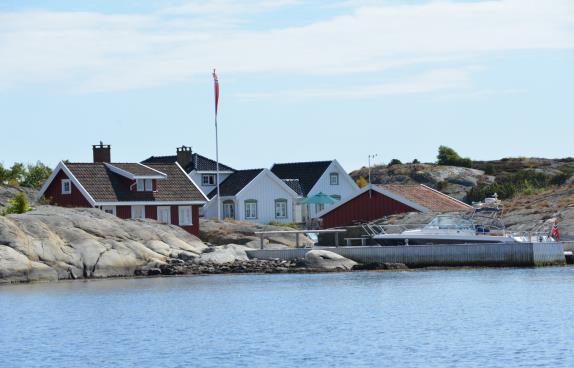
[61,179,71,194]
[244,200,258,219]
[315,203,325,213]
[131,205,145,219]
[202,174,216,186]
[330,173,339,185]
[145,179,153,191]
[136,179,145,192]
[157,206,171,224]
[275,199,288,219]
[178,206,193,226]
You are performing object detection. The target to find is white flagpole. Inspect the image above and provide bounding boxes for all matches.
[214,69,221,221]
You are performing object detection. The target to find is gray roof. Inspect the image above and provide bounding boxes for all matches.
[207,169,264,199]
[142,153,235,173]
[271,161,333,196]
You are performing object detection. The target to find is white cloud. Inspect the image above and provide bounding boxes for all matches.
[237,67,475,99]
[0,0,572,92]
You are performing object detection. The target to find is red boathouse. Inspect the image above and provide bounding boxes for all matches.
[318,184,472,228]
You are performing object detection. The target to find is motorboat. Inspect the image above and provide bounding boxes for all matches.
[369,197,555,246]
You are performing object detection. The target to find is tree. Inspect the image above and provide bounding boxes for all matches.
[0,163,8,184]
[356,176,369,188]
[3,192,31,215]
[412,159,420,164]
[21,162,52,189]
[388,159,402,166]
[437,146,472,168]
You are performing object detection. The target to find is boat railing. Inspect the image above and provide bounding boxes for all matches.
[375,223,506,234]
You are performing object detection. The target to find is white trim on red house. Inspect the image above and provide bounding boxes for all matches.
[316,184,430,218]
[174,162,209,202]
[95,200,206,206]
[104,163,167,180]
[38,162,97,206]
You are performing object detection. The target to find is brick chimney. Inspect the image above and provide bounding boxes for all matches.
[176,145,192,169]
[93,142,111,163]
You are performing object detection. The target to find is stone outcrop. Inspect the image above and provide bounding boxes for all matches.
[0,206,206,283]
[199,219,313,248]
[304,250,357,271]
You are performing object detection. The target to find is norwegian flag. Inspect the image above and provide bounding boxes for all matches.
[551,223,560,241]
[212,69,219,116]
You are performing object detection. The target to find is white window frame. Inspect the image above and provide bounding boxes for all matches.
[131,205,146,219]
[330,173,339,185]
[275,199,288,219]
[202,174,216,186]
[157,206,171,224]
[316,203,325,213]
[61,179,71,195]
[101,206,116,216]
[178,206,193,226]
[136,179,145,192]
[145,179,153,191]
[244,200,258,219]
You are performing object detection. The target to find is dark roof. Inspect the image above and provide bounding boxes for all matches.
[207,169,264,199]
[106,163,165,178]
[142,153,235,173]
[379,184,472,212]
[271,161,333,196]
[65,162,206,203]
[282,179,303,196]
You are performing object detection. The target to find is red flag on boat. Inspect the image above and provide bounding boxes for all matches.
[212,69,219,116]
[551,222,560,241]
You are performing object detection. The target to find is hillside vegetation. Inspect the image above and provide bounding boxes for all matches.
[351,147,574,203]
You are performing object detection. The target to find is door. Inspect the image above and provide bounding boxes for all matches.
[157,206,171,224]
[223,201,235,219]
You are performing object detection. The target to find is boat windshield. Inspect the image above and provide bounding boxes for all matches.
[424,215,475,231]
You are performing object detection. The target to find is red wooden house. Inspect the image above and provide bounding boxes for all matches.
[318,184,472,228]
[38,144,208,236]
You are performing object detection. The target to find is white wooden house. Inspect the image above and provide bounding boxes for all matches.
[271,160,360,221]
[203,169,300,224]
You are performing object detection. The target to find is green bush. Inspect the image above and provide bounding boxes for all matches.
[465,169,567,203]
[412,159,420,164]
[388,159,402,166]
[268,221,301,229]
[436,180,449,191]
[437,146,472,168]
[3,192,31,215]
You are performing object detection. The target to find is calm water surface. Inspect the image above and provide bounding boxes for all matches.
[1,267,574,368]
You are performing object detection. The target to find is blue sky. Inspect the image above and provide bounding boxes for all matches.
[0,0,573,171]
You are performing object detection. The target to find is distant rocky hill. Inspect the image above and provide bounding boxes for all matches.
[351,163,493,200]
[350,157,574,201]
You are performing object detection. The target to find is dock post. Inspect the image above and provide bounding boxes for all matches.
[260,234,265,250]
[296,233,300,248]
[335,232,339,247]
[361,238,366,246]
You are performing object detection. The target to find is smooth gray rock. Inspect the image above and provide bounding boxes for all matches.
[304,250,357,271]
[0,206,207,282]
[196,244,251,265]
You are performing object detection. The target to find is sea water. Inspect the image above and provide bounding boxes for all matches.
[1,268,574,368]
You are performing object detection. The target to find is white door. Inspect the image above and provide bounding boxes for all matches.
[223,201,235,219]
[157,206,171,224]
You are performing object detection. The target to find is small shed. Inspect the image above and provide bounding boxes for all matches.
[318,184,472,228]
